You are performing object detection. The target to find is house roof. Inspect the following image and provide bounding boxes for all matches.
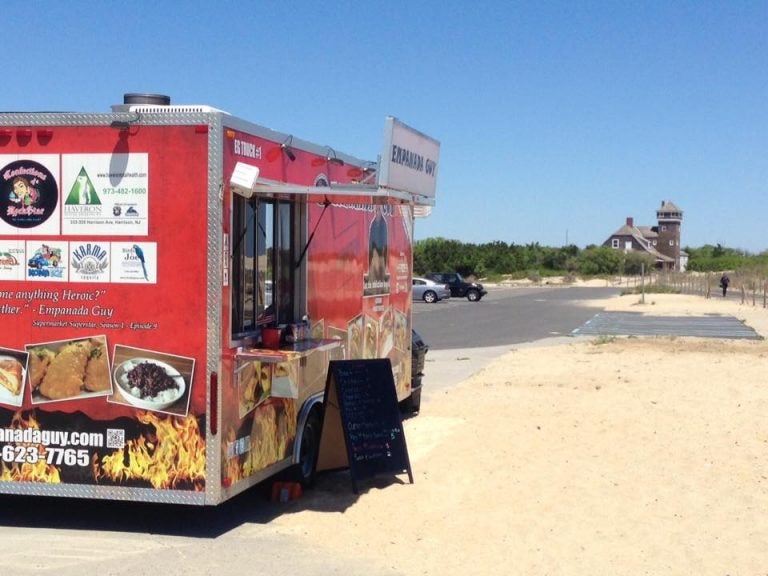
[609,224,641,237]
[605,224,673,263]
[659,200,682,212]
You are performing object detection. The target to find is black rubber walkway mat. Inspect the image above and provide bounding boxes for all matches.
[572,311,762,340]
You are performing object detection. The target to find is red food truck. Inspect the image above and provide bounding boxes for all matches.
[0,94,439,505]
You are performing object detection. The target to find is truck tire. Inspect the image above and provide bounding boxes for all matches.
[466,289,481,302]
[293,409,322,488]
[422,290,438,303]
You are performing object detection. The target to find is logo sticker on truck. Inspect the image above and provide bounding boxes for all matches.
[0,159,59,230]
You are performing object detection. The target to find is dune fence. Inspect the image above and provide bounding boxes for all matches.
[652,271,768,308]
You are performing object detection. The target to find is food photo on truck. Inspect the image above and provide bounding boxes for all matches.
[0,93,439,505]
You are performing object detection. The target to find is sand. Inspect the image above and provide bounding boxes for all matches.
[269,290,768,575]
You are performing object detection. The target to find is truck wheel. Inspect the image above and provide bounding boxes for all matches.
[422,290,437,303]
[466,289,480,302]
[293,410,322,488]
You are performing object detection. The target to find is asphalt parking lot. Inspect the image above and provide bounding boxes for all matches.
[413,284,622,397]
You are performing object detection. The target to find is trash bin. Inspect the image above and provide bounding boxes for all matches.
[407,329,429,413]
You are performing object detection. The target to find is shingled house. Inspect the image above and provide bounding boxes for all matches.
[602,201,687,272]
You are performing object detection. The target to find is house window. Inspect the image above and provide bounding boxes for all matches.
[624,241,632,251]
[661,225,667,231]
[611,239,619,249]
[653,240,657,246]
[669,240,674,246]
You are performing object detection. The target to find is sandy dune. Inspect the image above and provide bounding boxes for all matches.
[271,291,768,575]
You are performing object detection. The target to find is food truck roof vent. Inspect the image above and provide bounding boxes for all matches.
[112,93,170,112]
[124,93,171,106]
[111,93,228,114]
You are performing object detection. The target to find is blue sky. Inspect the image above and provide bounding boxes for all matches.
[5,1,766,252]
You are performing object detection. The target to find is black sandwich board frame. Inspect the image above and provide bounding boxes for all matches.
[317,358,413,494]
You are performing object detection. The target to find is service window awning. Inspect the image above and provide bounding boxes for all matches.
[247,178,435,208]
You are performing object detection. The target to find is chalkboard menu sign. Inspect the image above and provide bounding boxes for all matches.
[317,359,413,493]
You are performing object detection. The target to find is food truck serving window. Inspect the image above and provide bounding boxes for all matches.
[231,196,294,341]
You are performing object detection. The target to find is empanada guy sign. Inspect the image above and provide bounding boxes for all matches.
[378,117,439,203]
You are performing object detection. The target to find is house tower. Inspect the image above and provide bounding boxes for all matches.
[656,200,683,271]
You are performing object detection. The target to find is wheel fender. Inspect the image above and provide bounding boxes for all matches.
[292,393,324,464]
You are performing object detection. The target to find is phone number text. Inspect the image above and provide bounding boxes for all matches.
[1,445,89,467]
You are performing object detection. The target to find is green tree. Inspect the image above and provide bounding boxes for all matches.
[477,240,512,275]
[414,237,463,275]
[414,237,766,280]
[622,251,655,275]
[576,246,622,275]
[685,243,750,272]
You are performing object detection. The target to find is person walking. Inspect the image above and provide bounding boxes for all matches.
[720,273,730,297]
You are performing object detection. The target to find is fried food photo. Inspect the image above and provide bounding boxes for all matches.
[238,361,270,416]
[84,340,110,392]
[28,337,111,402]
[0,357,23,396]
[29,348,55,391]
[260,364,272,397]
[348,319,363,359]
[240,361,258,404]
[364,316,378,358]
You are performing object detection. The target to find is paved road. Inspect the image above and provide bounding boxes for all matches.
[414,285,622,401]
[413,284,621,350]
[1,480,402,576]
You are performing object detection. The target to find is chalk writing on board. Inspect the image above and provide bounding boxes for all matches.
[323,359,413,492]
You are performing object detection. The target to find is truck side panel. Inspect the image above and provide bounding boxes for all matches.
[0,124,211,503]
[307,202,413,398]
[216,128,414,494]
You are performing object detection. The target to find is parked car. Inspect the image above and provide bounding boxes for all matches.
[412,277,451,303]
[426,272,487,302]
[401,329,428,414]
